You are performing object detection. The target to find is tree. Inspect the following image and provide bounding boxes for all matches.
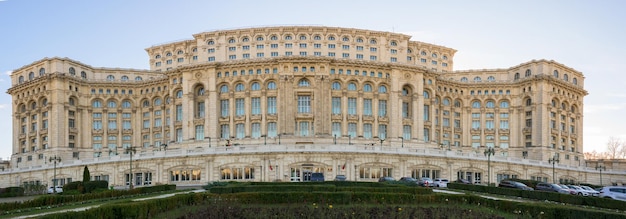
[606,137,625,159]
[83,166,91,182]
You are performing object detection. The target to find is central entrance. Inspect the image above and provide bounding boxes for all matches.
[290,164,324,182]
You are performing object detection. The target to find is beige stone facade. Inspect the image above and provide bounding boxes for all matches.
[2,26,624,188]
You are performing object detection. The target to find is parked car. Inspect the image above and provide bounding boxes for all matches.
[558,184,577,195]
[418,177,434,187]
[433,178,449,188]
[310,173,324,182]
[599,186,626,201]
[535,182,569,194]
[455,179,472,184]
[399,177,418,184]
[47,186,63,194]
[378,176,396,182]
[580,185,600,197]
[567,185,591,196]
[498,180,534,190]
[334,175,347,181]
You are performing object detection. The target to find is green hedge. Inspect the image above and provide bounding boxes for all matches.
[38,192,626,219]
[448,182,626,211]
[0,187,25,197]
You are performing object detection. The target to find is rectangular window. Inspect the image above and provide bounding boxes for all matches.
[271,52,278,57]
[299,122,309,136]
[328,44,335,49]
[257,44,264,49]
[299,43,307,48]
[298,96,311,113]
[251,97,261,115]
[363,99,372,116]
[271,44,278,48]
[348,98,357,115]
[332,97,341,115]
[348,123,357,137]
[378,100,387,117]
[228,55,236,60]
[267,122,277,137]
[363,123,372,139]
[328,52,335,57]
[236,123,245,139]
[195,125,204,140]
[356,54,363,59]
[267,97,276,114]
[221,100,230,117]
[370,56,377,60]
[332,122,341,137]
[196,102,205,118]
[402,102,410,118]
[378,124,387,139]
[251,123,261,138]
[208,57,215,61]
[370,47,377,52]
[236,98,245,116]
[285,43,292,48]
[357,46,363,51]
[256,53,264,57]
[403,125,412,140]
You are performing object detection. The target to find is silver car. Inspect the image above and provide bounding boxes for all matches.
[418,177,434,187]
[599,186,626,201]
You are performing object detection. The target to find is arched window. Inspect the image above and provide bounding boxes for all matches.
[228,38,236,43]
[432,53,438,58]
[176,90,183,98]
[256,36,264,41]
[356,37,363,43]
[197,87,205,95]
[573,78,578,85]
[143,100,150,107]
[553,70,559,78]
[235,83,245,91]
[41,98,48,106]
[300,35,307,40]
[487,76,495,81]
[454,100,461,107]
[267,81,277,90]
[19,76,24,83]
[402,88,410,96]
[473,76,482,82]
[526,98,532,106]
[251,82,260,91]
[486,100,495,108]
[121,76,129,81]
[122,100,131,108]
[328,35,336,40]
[92,100,102,108]
[460,77,468,82]
[363,84,372,92]
[81,71,87,79]
[207,40,215,45]
[69,98,75,106]
[370,39,377,44]
[551,100,557,107]
[220,85,229,93]
[500,101,509,108]
[342,36,350,42]
[514,73,520,80]
[177,50,184,55]
[166,52,172,57]
[331,82,341,90]
[563,74,569,81]
[155,54,161,59]
[347,82,357,91]
[270,35,278,40]
[284,35,292,40]
[242,37,249,42]
[423,91,430,99]
[472,101,481,108]
[154,98,162,106]
[39,68,45,76]
[443,98,450,106]
[561,102,566,110]
[525,69,531,77]
[107,100,117,108]
[31,102,36,109]
[407,49,412,53]
[135,76,142,81]
[378,85,387,93]
[69,67,76,75]
[29,72,34,80]
[298,79,310,87]
[106,75,115,81]
[390,41,397,46]
[571,105,577,113]
[314,35,321,40]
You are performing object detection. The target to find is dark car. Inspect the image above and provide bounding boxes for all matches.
[455,179,472,184]
[498,180,534,190]
[310,173,324,182]
[334,175,347,181]
[535,182,569,194]
[378,177,395,182]
[399,177,418,184]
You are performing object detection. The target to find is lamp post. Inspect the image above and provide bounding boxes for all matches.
[49,156,61,194]
[399,137,404,148]
[484,147,495,186]
[208,137,211,147]
[548,154,560,184]
[278,134,281,145]
[379,138,385,147]
[262,135,267,145]
[596,164,606,186]
[334,135,337,145]
[343,135,352,145]
[126,147,137,189]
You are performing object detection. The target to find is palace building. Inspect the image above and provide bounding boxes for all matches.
[3,26,622,188]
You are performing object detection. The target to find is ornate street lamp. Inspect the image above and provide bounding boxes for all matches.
[49,156,61,194]
[126,147,137,189]
[548,154,560,184]
[398,137,404,148]
[262,135,267,145]
[484,147,495,186]
[343,135,352,145]
[334,134,337,145]
[379,138,385,147]
[596,164,606,186]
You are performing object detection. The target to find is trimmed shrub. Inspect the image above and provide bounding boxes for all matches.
[0,187,24,197]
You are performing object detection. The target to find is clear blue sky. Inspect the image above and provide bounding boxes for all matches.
[1,0,624,160]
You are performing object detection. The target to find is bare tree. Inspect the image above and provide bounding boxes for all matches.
[605,137,625,159]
